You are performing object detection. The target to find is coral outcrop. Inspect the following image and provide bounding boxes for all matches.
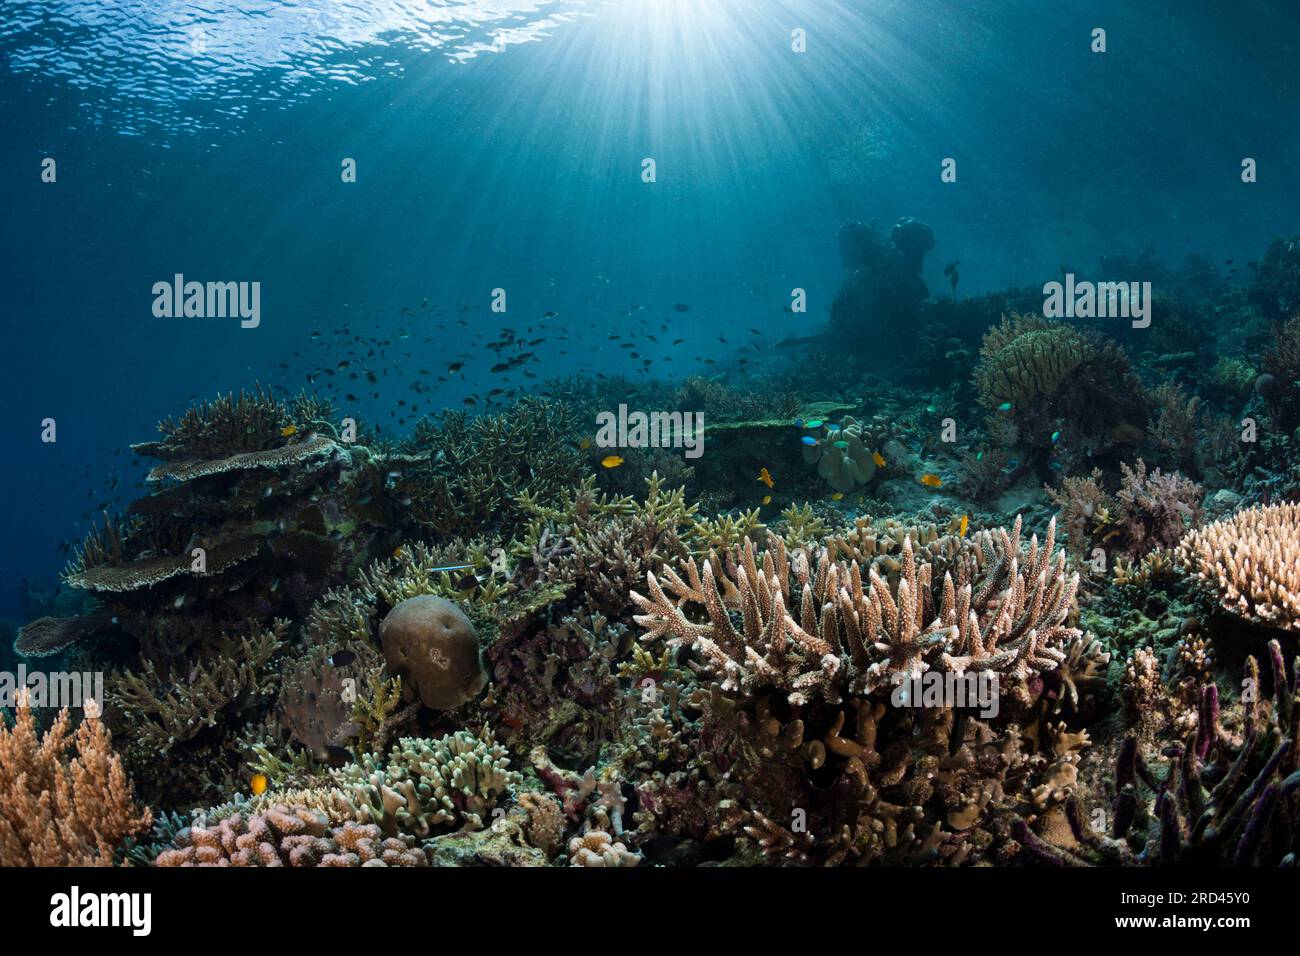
[380,596,487,710]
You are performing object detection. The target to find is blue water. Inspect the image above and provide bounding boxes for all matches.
[2,0,1299,616]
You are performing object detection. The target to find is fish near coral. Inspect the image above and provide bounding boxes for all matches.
[379,595,487,710]
[601,455,624,468]
[757,467,774,488]
[918,473,943,488]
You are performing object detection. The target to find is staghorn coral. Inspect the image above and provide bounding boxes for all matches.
[397,397,585,539]
[0,697,152,866]
[1176,502,1300,631]
[108,619,287,754]
[137,386,337,462]
[632,516,1076,706]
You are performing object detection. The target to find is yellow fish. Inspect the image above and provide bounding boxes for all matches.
[280,425,297,438]
[761,495,772,505]
[757,467,775,488]
[872,451,886,468]
[831,492,844,500]
[250,773,269,796]
[601,455,624,469]
[959,514,969,538]
[919,474,943,488]
[578,437,592,450]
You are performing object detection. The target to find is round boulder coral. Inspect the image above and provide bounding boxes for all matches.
[379,596,487,710]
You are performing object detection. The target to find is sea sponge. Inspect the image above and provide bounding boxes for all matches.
[801,416,877,492]
[380,595,487,710]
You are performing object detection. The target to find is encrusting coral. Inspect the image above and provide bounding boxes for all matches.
[0,696,152,866]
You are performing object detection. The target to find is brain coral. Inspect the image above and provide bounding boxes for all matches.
[380,595,487,710]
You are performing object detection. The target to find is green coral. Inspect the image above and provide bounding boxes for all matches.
[334,729,521,836]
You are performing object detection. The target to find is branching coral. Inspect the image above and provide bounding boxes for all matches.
[975,314,1093,411]
[0,698,152,866]
[1177,502,1300,631]
[397,397,585,538]
[334,729,521,837]
[108,619,287,753]
[1022,641,1299,867]
[1048,460,1201,565]
[633,516,1076,705]
[155,806,425,866]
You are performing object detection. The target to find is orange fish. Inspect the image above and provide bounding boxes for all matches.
[250,773,269,796]
[919,474,943,488]
[601,455,624,469]
[872,451,886,468]
[757,467,775,488]
[959,514,969,537]
[280,425,297,438]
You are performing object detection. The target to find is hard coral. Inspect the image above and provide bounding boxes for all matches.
[1177,502,1300,631]
[154,806,425,866]
[0,697,151,866]
[380,595,487,710]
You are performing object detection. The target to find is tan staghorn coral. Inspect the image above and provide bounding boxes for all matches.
[631,516,1076,706]
[1176,502,1300,631]
[0,696,152,866]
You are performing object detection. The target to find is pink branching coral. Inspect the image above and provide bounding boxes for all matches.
[154,806,425,866]
[631,516,1077,705]
[1176,502,1300,631]
[0,697,152,866]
